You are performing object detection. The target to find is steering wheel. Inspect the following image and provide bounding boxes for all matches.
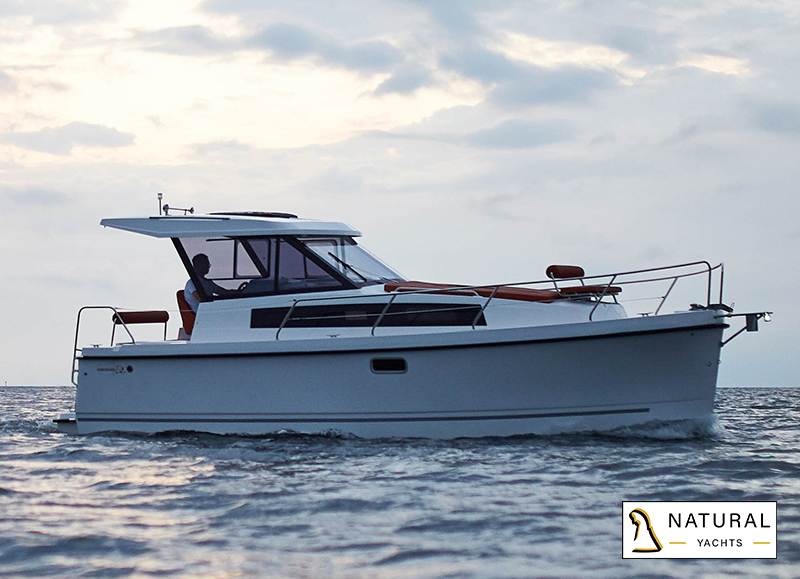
[237,281,249,291]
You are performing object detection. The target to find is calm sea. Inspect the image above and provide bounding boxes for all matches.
[1,386,798,578]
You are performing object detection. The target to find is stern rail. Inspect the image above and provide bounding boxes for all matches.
[71,306,169,386]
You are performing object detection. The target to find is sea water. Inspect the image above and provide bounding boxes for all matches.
[1,386,798,578]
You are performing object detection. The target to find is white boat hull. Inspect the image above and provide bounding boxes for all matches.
[61,310,726,438]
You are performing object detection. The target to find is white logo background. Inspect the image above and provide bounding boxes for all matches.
[622,501,776,559]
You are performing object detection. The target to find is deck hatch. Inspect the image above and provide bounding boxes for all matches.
[250,303,487,328]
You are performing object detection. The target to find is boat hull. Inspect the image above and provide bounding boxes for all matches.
[62,311,727,438]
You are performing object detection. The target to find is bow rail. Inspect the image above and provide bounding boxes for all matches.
[275,261,724,339]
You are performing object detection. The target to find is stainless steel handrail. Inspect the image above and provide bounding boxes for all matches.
[371,293,399,336]
[275,300,300,341]
[588,274,618,321]
[71,306,137,386]
[471,286,499,329]
[269,261,724,338]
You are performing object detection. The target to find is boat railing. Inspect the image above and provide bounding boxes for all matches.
[274,261,724,339]
[71,306,170,386]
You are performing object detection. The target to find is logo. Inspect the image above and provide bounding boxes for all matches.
[622,502,776,559]
[628,508,663,552]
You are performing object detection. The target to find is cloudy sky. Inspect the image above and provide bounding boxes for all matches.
[1,0,797,386]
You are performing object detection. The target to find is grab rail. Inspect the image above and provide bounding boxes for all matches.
[71,306,136,386]
[588,274,619,321]
[71,306,170,386]
[272,260,724,338]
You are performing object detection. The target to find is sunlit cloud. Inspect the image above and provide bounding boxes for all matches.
[678,53,750,76]
[492,32,646,80]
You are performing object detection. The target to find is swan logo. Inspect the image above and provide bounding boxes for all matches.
[628,508,663,552]
[622,501,777,559]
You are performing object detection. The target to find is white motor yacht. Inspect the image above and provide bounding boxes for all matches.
[55,209,769,438]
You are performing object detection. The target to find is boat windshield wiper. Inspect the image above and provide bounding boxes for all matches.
[327,252,368,283]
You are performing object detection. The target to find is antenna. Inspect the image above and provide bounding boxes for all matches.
[158,192,195,216]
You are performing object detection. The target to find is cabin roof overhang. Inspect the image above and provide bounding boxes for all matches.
[99,215,361,238]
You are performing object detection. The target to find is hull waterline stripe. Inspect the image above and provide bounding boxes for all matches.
[80,323,728,361]
[75,407,650,424]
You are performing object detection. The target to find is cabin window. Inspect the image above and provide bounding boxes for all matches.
[251,303,487,328]
[176,236,353,301]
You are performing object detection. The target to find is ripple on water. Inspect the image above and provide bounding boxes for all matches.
[0,386,799,579]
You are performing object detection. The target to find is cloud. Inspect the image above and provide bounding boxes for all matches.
[441,46,616,105]
[355,114,573,151]
[0,0,123,25]
[374,65,436,95]
[2,122,135,154]
[136,25,236,56]
[491,66,616,106]
[246,23,402,73]
[1,184,67,206]
[600,25,678,67]
[465,119,573,149]
[750,101,800,136]
[422,0,484,37]
[440,46,521,83]
[133,22,404,76]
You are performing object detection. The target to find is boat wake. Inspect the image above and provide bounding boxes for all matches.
[600,415,727,440]
[64,419,728,445]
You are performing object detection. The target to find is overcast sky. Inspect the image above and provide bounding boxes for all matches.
[1,0,797,386]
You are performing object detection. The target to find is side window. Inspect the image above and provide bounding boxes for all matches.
[248,239,272,275]
[275,239,341,291]
[181,238,234,281]
[277,239,306,279]
[236,239,270,278]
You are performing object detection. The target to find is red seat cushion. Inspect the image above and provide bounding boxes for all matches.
[384,281,562,303]
[176,290,196,335]
[546,265,585,279]
[112,310,170,324]
[558,285,621,295]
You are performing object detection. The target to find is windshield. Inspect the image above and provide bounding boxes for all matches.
[302,237,405,285]
[176,235,403,302]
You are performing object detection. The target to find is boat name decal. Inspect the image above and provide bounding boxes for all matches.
[97,365,127,374]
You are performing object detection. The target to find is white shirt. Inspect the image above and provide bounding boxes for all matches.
[184,279,200,313]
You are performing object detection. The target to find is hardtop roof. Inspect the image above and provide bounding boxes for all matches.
[100,213,361,238]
